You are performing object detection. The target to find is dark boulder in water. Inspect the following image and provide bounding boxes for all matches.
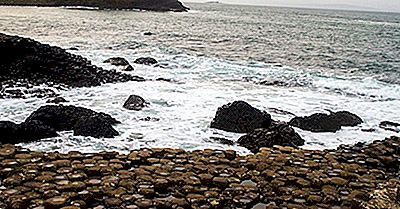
[73,116,119,138]
[0,33,144,98]
[289,111,362,132]
[46,97,68,104]
[25,105,120,132]
[104,57,130,66]
[0,120,57,144]
[210,101,272,133]
[123,95,149,111]
[134,57,158,65]
[209,137,235,146]
[238,122,304,153]
[379,121,400,133]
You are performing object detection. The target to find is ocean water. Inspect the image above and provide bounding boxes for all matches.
[0,4,399,154]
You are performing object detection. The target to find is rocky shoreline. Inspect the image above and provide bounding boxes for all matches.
[0,0,189,12]
[1,136,400,208]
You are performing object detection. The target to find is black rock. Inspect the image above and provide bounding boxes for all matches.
[123,65,135,71]
[46,97,68,104]
[103,57,130,66]
[210,137,235,146]
[238,122,304,153]
[73,116,119,138]
[0,121,18,144]
[0,33,144,98]
[123,95,149,111]
[143,32,154,36]
[379,121,400,133]
[68,47,79,51]
[134,57,158,65]
[289,111,362,132]
[210,101,272,133]
[0,120,58,144]
[25,105,120,131]
[18,120,58,142]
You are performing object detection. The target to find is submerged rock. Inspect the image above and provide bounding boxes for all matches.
[103,57,130,66]
[238,122,304,153]
[46,97,68,104]
[73,116,119,138]
[379,121,400,133]
[25,105,120,132]
[134,57,158,65]
[289,111,362,132]
[123,95,149,111]
[210,101,272,133]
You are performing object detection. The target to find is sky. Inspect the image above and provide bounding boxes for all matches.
[184,0,400,13]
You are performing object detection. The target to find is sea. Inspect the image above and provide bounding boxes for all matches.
[0,3,399,154]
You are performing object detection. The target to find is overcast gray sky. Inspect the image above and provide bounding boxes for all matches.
[184,0,400,12]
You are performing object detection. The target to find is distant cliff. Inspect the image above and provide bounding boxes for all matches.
[0,0,190,11]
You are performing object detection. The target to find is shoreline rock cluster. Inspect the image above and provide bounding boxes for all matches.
[0,33,144,99]
[0,0,190,12]
[0,136,400,208]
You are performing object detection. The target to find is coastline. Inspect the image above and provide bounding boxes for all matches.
[1,136,399,208]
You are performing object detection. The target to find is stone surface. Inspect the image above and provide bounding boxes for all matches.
[73,116,119,138]
[289,111,363,132]
[134,57,158,65]
[210,101,272,133]
[237,122,304,153]
[123,95,149,111]
[46,97,68,104]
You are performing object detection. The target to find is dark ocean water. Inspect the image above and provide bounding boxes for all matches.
[0,3,399,153]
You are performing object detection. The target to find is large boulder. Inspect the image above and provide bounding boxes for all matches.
[0,33,144,98]
[0,120,58,144]
[238,122,304,153]
[104,57,130,66]
[210,101,272,133]
[134,57,158,65]
[73,116,119,138]
[25,105,120,131]
[289,111,362,132]
[123,95,149,111]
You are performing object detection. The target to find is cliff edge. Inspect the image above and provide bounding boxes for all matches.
[0,0,190,12]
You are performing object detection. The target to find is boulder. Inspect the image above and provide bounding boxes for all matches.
[73,116,119,138]
[25,105,120,131]
[134,57,158,65]
[103,57,130,66]
[210,101,272,133]
[123,95,149,111]
[0,33,144,98]
[379,121,400,133]
[46,97,68,104]
[0,120,58,144]
[238,122,304,153]
[289,111,362,132]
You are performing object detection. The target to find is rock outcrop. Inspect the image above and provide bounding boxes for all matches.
[0,120,58,144]
[0,0,190,12]
[0,33,144,98]
[73,116,119,138]
[379,121,400,133]
[123,95,149,111]
[289,111,363,132]
[104,57,135,71]
[210,101,272,133]
[134,57,158,65]
[238,122,304,153]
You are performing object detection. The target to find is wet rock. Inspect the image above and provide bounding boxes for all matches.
[73,116,119,138]
[123,95,149,111]
[26,105,119,131]
[210,101,272,133]
[0,120,58,144]
[0,33,144,98]
[289,111,362,132]
[44,196,67,209]
[143,32,153,36]
[134,57,158,65]
[103,57,130,66]
[238,122,304,153]
[379,121,400,133]
[209,137,235,146]
[46,97,68,104]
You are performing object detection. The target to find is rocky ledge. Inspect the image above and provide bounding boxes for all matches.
[0,33,144,99]
[0,0,189,12]
[1,137,400,208]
